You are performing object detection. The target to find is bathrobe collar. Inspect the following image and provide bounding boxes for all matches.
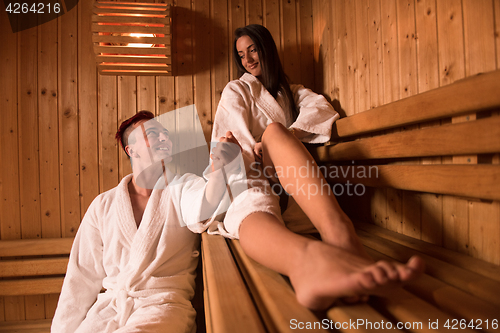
[114,174,166,257]
[239,73,287,125]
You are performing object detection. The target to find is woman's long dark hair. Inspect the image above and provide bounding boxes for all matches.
[233,24,298,122]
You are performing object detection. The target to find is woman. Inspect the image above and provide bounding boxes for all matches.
[211,24,424,310]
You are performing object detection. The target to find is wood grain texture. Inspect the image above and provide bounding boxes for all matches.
[201,234,265,333]
[229,239,326,333]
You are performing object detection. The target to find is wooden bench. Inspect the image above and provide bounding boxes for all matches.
[0,238,73,332]
[202,70,500,332]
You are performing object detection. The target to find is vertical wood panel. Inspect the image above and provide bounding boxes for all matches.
[0,9,21,242]
[368,0,383,109]
[212,0,230,122]
[59,5,80,239]
[19,17,45,321]
[397,0,422,239]
[462,0,499,264]
[496,0,500,68]
[193,0,213,143]
[0,9,21,322]
[230,0,245,81]
[332,0,347,115]
[413,0,440,241]
[298,0,315,90]
[380,0,399,104]
[282,0,300,84]
[397,0,417,99]
[377,0,399,232]
[436,0,468,250]
[79,0,99,217]
[19,24,40,241]
[176,0,196,174]
[312,0,331,96]
[98,76,119,193]
[137,77,156,112]
[247,0,263,25]
[38,19,61,240]
[355,0,370,113]
[38,16,61,319]
[345,0,358,115]
[118,76,137,178]
[263,0,281,52]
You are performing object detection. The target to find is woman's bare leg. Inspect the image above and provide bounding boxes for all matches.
[260,122,366,256]
[238,211,425,310]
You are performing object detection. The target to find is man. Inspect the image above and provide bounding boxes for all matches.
[52,111,241,333]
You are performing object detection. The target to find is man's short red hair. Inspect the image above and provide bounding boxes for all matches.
[115,111,155,155]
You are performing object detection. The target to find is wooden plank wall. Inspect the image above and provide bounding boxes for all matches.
[0,0,316,322]
[312,0,500,266]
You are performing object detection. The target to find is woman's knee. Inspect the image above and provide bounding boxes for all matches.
[262,122,288,143]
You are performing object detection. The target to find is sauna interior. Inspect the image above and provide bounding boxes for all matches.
[1,0,499,331]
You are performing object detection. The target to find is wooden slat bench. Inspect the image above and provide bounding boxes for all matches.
[202,70,500,332]
[0,237,73,332]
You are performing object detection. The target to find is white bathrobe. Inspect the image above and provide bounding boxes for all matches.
[52,173,215,333]
[212,73,339,234]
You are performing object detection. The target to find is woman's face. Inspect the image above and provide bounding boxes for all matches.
[236,35,262,78]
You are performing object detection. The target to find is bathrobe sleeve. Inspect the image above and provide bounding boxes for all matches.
[51,197,107,333]
[180,153,251,239]
[212,81,257,168]
[289,84,339,144]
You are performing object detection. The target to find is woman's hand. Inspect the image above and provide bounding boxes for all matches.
[253,142,263,163]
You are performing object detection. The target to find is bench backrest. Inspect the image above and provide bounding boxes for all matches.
[0,237,73,296]
[311,70,500,202]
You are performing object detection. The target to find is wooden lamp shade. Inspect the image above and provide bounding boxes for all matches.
[92,1,172,76]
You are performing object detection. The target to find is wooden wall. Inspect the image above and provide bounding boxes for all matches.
[312,0,500,265]
[1,0,499,323]
[0,0,317,322]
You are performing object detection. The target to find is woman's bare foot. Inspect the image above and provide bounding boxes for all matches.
[288,240,425,310]
[317,213,371,259]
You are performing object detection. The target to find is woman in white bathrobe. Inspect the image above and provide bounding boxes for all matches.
[212,24,425,310]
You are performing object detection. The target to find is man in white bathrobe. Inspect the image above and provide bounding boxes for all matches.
[51,111,241,333]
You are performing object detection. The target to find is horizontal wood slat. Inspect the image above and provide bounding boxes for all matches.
[365,248,499,332]
[95,55,172,64]
[0,319,52,332]
[0,257,68,278]
[93,45,171,55]
[327,165,500,201]
[0,277,64,296]
[201,233,265,333]
[91,24,170,35]
[356,230,500,307]
[354,222,500,282]
[92,16,169,25]
[92,35,171,45]
[315,116,500,161]
[228,239,326,333]
[93,8,170,16]
[369,287,476,333]
[94,2,170,9]
[331,70,500,139]
[0,238,73,257]
[98,70,169,76]
[327,303,403,333]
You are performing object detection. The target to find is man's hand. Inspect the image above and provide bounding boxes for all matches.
[211,131,242,171]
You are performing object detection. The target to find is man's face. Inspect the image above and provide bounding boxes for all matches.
[127,119,173,164]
